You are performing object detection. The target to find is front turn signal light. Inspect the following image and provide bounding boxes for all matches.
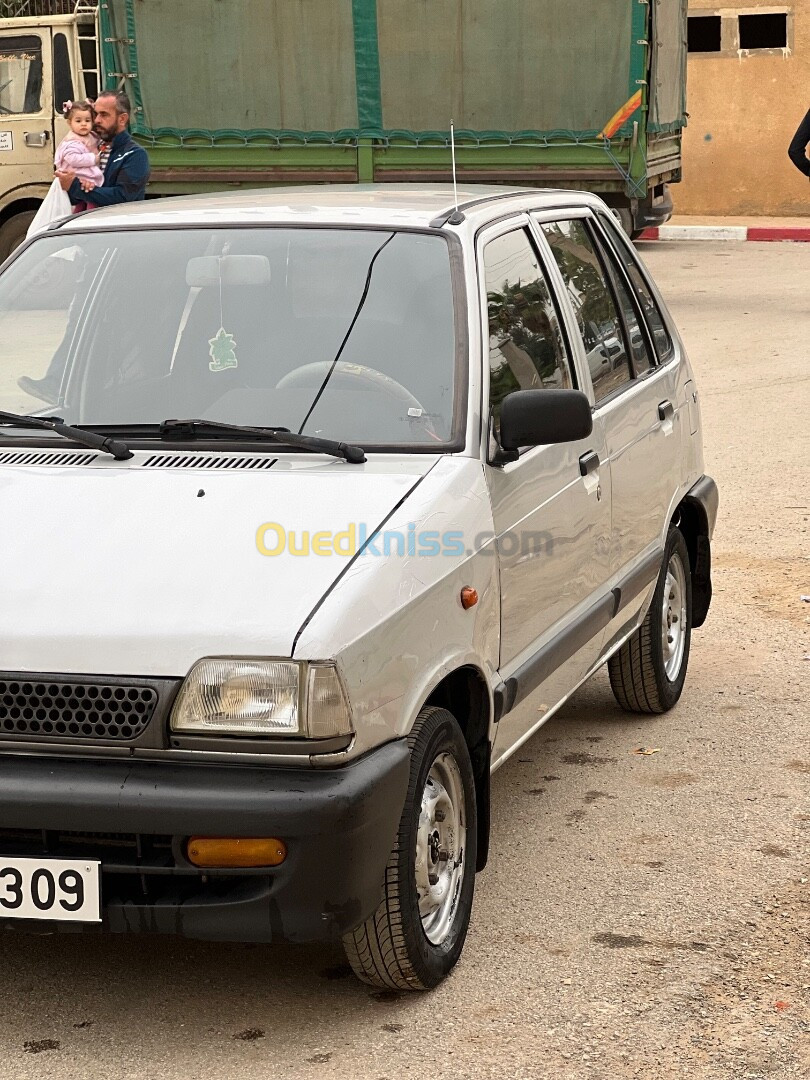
[186,837,287,868]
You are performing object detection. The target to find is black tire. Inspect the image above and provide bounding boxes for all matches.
[608,528,692,714]
[630,228,646,241]
[0,211,35,263]
[342,706,477,991]
[612,207,633,237]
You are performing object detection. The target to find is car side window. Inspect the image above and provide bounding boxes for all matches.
[540,219,632,403]
[598,214,673,361]
[483,227,574,442]
[589,226,655,376]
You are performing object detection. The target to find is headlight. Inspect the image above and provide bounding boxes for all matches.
[170,659,353,739]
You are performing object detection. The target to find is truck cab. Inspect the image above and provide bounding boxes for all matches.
[0,3,98,259]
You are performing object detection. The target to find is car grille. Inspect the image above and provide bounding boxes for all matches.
[0,678,158,742]
[0,829,174,871]
[0,830,256,907]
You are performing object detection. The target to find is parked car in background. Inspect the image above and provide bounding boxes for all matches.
[0,185,716,990]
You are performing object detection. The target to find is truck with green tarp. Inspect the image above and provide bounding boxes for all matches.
[0,0,687,258]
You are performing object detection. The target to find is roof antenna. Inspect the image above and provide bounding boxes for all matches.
[445,120,464,225]
[451,119,459,213]
[429,121,466,228]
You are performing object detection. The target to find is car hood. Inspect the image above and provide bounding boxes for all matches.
[0,454,439,677]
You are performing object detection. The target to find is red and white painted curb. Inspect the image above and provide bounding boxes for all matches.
[638,224,810,242]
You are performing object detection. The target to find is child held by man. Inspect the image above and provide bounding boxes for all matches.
[55,100,106,211]
[25,99,107,238]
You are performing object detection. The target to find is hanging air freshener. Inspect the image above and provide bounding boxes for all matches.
[207,250,238,372]
[208,327,238,372]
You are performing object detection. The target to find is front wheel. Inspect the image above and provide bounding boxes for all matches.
[342,706,477,990]
[608,527,692,713]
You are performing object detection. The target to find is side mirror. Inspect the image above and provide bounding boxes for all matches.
[498,389,593,453]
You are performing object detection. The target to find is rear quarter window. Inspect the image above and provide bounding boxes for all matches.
[598,214,674,363]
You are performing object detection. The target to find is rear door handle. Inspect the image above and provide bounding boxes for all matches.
[579,450,600,477]
[24,130,50,148]
[658,400,675,423]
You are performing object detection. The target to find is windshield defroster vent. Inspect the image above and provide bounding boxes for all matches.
[140,453,277,471]
[0,449,99,467]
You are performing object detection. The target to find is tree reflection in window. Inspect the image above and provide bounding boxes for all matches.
[484,229,572,439]
[541,219,632,402]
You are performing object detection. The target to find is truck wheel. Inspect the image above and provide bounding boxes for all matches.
[608,528,692,714]
[342,706,477,990]
[0,211,35,263]
[612,207,634,238]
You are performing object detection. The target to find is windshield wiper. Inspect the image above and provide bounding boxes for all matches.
[0,410,133,461]
[159,419,366,464]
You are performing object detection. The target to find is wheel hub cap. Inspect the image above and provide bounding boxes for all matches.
[415,752,466,945]
[661,551,687,680]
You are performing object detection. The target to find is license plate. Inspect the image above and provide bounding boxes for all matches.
[0,857,100,922]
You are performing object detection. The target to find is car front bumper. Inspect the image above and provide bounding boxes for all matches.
[0,740,409,943]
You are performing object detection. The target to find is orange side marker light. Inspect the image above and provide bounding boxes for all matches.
[186,837,287,868]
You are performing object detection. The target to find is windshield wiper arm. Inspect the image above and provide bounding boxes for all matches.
[159,419,366,464]
[0,410,133,461]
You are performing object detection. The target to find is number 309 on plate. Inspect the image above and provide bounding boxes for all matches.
[0,858,101,922]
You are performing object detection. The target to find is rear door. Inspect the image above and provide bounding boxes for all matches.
[0,28,54,200]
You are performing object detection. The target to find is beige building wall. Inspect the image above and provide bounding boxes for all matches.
[676,0,810,215]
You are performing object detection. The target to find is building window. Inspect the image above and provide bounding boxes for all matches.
[738,12,788,50]
[687,15,721,53]
[687,9,791,56]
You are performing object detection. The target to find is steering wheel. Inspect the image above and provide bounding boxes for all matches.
[276,361,438,436]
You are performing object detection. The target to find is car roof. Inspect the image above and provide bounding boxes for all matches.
[62,183,600,233]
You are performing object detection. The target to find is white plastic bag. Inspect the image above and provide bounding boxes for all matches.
[26,178,73,240]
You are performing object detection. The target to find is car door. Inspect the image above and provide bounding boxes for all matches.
[537,211,683,643]
[0,28,54,201]
[480,220,612,768]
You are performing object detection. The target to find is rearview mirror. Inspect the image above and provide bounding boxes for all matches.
[186,255,271,288]
[498,389,592,452]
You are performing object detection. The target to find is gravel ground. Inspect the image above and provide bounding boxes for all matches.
[0,241,807,1079]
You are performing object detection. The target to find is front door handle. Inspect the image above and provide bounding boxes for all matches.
[658,400,675,423]
[579,450,600,477]
[24,130,50,148]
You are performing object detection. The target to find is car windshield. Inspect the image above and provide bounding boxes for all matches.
[0,227,460,448]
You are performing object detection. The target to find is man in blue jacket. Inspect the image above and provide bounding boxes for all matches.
[56,90,150,205]
[18,92,150,403]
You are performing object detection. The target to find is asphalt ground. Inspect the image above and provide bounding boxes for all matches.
[0,241,807,1079]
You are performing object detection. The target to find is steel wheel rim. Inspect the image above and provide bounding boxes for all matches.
[415,751,467,946]
[662,551,687,680]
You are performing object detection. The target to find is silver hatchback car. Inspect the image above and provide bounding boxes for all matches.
[0,186,717,990]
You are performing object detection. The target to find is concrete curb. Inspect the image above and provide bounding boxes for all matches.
[638,224,810,242]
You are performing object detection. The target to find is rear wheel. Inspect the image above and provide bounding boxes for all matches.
[612,207,634,238]
[342,706,477,990]
[608,528,692,713]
